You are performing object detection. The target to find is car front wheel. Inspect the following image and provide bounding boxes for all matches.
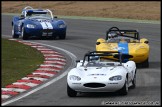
[21,26,28,40]
[132,71,136,88]
[59,32,66,40]
[118,77,128,95]
[67,84,77,97]
[12,26,19,38]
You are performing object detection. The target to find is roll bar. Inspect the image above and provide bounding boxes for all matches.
[106,27,140,40]
[81,51,133,66]
[46,9,54,19]
[22,6,33,17]
[21,6,54,19]
[23,6,33,10]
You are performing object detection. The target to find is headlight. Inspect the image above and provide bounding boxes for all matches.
[27,24,35,28]
[109,75,122,81]
[58,23,66,28]
[69,75,81,81]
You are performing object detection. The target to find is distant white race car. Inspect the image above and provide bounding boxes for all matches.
[67,51,137,97]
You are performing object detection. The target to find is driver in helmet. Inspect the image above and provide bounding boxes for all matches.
[107,31,118,42]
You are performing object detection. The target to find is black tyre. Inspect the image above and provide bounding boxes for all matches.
[67,84,77,97]
[131,71,136,89]
[51,35,56,40]
[21,26,28,40]
[12,26,19,38]
[142,58,149,68]
[118,78,128,95]
[59,32,66,40]
[136,58,149,68]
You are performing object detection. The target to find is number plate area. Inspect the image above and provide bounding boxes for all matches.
[42,29,53,36]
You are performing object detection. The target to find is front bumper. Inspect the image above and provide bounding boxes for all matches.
[68,80,125,92]
[24,27,66,38]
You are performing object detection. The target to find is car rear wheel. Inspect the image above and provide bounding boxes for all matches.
[21,26,28,40]
[12,26,19,38]
[67,84,77,97]
[142,58,149,68]
[137,58,149,68]
[118,77,128,95]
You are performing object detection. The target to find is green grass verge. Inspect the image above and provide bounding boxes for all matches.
[1,38,44,87]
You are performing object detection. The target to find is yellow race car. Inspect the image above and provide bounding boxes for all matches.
[96,27,149,67]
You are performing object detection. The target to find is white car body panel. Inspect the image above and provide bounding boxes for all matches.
[67,60,136,92]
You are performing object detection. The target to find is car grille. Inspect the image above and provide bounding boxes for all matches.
[83,83,106,88]
[43,29,53,32]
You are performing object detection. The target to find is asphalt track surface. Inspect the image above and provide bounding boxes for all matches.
[2,15,161,106]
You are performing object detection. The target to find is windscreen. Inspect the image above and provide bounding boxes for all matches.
[26,10,52,19]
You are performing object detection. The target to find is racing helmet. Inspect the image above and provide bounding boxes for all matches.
[108,31,118,39]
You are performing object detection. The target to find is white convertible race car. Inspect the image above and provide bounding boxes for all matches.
[67,51,137,97]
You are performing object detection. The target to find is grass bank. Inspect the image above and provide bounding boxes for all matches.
[1,38,44,87]
[2,1,160,20]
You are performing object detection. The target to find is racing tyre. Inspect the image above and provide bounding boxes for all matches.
[119,77,128,95]
[137,58,149,68]
[59,32,66,40]
[142,58,149,68]
[12,26,19,38]
[131,71,136,89]
[21,26,28,40]
[52,35,56,40]
[67,84,77,97]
